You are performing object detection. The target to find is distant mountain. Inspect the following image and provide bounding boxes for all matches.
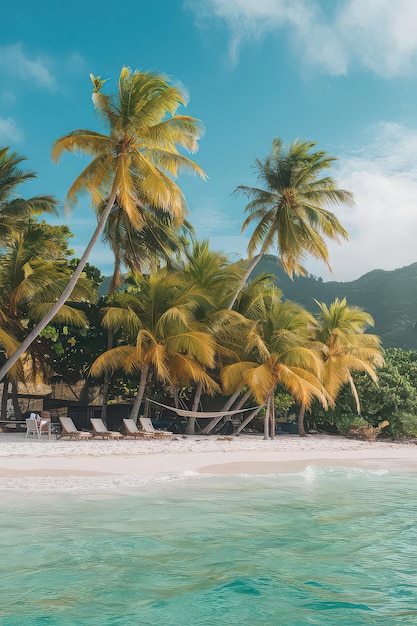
[98,256,417,350]
[253,255,417,350]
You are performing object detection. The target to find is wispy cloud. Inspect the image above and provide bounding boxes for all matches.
[306,122,417,280]
[0,117,23,143]
[0,43,56,89]
[191,199,241,234]
[187,0,417,76]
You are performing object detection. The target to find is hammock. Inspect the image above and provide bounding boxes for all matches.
[148,399,262,419]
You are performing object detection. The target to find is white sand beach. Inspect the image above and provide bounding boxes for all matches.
[1,432,417,491]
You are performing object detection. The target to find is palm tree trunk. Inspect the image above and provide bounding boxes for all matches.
[227,252,264,310]
[186,382,203,435]
[100,329,114,426]
[0,187,118,383]
[298,403,307,437]
[270,395,275,439]
[172,385,179,409]
[200,387,243,435]
[222,388,242,411]
[233,388,252,411]
[1,379,9,420]
[202,388,254,436]
[129,364,149,423]
[263,397,270,440]
[11,380,21,419]
[348,372,361,415]
[233,405,263,435]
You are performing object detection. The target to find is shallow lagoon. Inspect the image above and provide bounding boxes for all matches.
[1,467,417,625]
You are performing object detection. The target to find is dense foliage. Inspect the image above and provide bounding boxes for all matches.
[308,349,417,438]
[2,65,405,438]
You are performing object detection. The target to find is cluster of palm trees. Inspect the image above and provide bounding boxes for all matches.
[0,66,384,434]
[89,251,383,436]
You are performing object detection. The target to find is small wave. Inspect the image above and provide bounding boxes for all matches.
[0,469,200,494]
[284,465,390,480]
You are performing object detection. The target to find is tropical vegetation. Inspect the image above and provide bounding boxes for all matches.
[1,64,407,440]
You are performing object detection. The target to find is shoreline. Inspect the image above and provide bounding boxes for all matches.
[1,433,417,490]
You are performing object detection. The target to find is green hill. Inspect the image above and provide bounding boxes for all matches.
[253,255,417,350]
[98,255,417,350]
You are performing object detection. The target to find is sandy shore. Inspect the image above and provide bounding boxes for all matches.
[0,432,417,491]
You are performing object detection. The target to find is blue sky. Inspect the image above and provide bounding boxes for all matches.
[2,0,417,281]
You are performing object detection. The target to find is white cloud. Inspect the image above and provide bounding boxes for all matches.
[0,43,56,89]
[191,198,241,235]
[0,117,23,143]
[306,122,417,281]
[187,0,417,76]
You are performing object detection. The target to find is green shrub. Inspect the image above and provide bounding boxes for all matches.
[333,414,369,435]
[387,413,417,439]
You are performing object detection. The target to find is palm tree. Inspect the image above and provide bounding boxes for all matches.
[179,241,246,433]
[0,67,206,381]
[0,222,95,417]
[313,298,384,415]
[99,201,194,423]
[0,147,57,244]
[200,274,279,435]
[221,297,328,438]
[228,138,353,308]
[90,270,218,422]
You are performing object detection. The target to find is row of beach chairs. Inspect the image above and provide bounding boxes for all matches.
[57,417,173,441]
[24,416,173,441]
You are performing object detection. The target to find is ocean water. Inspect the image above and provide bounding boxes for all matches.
[1,467,417,625]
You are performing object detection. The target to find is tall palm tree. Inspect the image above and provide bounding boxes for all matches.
[228,138,353,308]
[99,200,193,423]
[313,298,384,415]
[0,222,95,417]
[0,67,206,381]
[0,147,57,244]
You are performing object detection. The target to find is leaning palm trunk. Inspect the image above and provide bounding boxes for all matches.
[129,364,150,423]
[200,387,243,435]
[227,252,264,310]
[348,372,361,415]
[298,403,307,437]
[186,382,203,435]
[0,188,118,382]
[203,388,253,435]
[233,405,263,435]
[232,388,252,411]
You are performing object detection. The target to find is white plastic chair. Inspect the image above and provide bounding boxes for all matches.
[25,418,40,440]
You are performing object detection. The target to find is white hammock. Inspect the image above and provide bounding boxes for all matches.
[148,399,262,419]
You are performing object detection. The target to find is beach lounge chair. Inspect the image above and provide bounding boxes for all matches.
[90,418,124,440]
[123,418,155,439]
[58,417,92,440]
[139,417,173,438]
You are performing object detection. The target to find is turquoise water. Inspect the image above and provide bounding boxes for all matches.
[1,468,417,625]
